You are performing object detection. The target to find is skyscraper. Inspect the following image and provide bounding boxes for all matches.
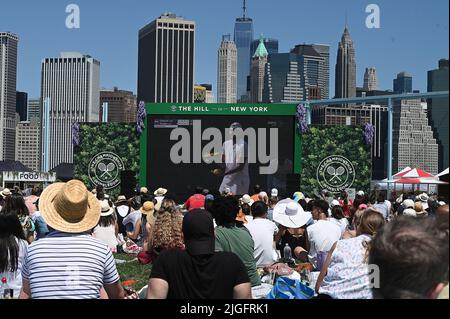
[393,99,438,175]
[393,72,413,94]
[250,37,278,62]
[15,118,40,172]
[138,13,195,104]
[250,36,268,103]
[428,59,449,171]
[335,27,356,99]
[363,67,378,91]
[27,98,41,121]
[234,0,254,102]
[263,44,329,103]
[40,52,100,171]
[291,44,329,100]
[16,91,28,122]
[100,88,137,123]
[0,32,18,161]
[217,34,237,103]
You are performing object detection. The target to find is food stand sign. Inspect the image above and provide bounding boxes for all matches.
[2,171,57,184]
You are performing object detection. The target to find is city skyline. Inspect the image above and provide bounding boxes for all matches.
[1,0,448,99]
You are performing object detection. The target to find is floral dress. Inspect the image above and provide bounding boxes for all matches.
[319,235,373,299]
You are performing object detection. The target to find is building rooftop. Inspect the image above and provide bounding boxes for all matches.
[253,36,268,58]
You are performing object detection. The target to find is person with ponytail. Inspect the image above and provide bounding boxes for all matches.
[315,209,385,299]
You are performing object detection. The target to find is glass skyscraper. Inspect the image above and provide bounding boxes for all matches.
[234,14,253,102]
[393,72,413,94]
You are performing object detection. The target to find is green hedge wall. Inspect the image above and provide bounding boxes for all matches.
[73,123,140,198]
[300,125,372,195]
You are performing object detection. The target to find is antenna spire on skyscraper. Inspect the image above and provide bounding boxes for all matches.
[243,0,247,19]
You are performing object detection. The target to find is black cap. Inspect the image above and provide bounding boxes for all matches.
[183,209,215,256]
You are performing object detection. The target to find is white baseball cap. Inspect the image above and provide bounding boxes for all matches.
[271,188,278,197]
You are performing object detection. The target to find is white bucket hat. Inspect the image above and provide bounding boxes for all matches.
[273,199,312,228]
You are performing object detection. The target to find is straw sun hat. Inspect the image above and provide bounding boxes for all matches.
[40,180,101,233]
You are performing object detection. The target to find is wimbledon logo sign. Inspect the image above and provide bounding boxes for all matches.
[317,155,356,193]
[88,152,125,190]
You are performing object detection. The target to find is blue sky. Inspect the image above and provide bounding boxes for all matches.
[1,0,448,98]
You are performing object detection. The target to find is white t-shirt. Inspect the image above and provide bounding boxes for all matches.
[245,218,279,268]
[328,217,349,236]
[307,220,341,262]
[0,238,28,298]
[93,225,118,252]
[219,140,250,195]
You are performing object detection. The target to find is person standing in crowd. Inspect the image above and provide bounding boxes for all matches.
[19,180,126,299]
[369,217,449,299]
[236,203,252,227]
[273,199,312,262]
[0,210,28,298]
[307,200,342,270]
[184,187,206,211]
[147,210,252,299]
[372,193,390,220]
[2,193,35,244]
[245,202,278,268]
[24,187,41,216]
[211,196,261,287]
[267,193,279,221]
[93,200,119,252]
[328,205,349,236]
[0,188,12,210]
[315,209,385,299]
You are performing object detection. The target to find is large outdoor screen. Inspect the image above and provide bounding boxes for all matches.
[147,115,295,202]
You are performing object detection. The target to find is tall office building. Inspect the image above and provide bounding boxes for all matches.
[335,27,356,99]
[100,88,137,123]
[363,67,378,91]
[250,37,278,62]
[250,37,268,103]
[393,98,439,175]
[217,34,237,103]
[27,98,41,121]
[138,13,195,104]
[15,118,40,172]
[291,44,329,100]
[393,72,413,94]
[234,0,254,102]
[428,59,449,171]
[0,32,18,161]
[40,52,100,171]
[16,91,28,122]
[263,44,329,103]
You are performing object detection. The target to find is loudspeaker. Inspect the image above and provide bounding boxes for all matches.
[286,174,301,198]
[120,171,137,199]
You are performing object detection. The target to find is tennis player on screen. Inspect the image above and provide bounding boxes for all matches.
[218,122,250,196]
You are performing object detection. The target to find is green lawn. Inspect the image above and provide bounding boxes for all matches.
[114,253,152,292]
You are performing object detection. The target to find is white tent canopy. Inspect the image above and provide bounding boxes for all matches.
[437,168,449,178]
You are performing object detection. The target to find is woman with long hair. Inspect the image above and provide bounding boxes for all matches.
[2,193,34,243]
[145,198,184,262]
[315,209,385,299]
[0,210,28,298]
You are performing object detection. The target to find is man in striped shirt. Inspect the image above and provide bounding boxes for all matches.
[19,180,125,299]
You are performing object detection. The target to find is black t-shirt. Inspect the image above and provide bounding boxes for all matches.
[150,250,250,299]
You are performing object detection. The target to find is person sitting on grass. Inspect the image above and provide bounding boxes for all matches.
[19,180,127,299]
[147,209,252,299]
[315,209,385,299]
[211,196,261,287]
[92,200,119,253]
[145,198,184,263]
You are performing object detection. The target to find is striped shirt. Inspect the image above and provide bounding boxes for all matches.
[22,231,120,299]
